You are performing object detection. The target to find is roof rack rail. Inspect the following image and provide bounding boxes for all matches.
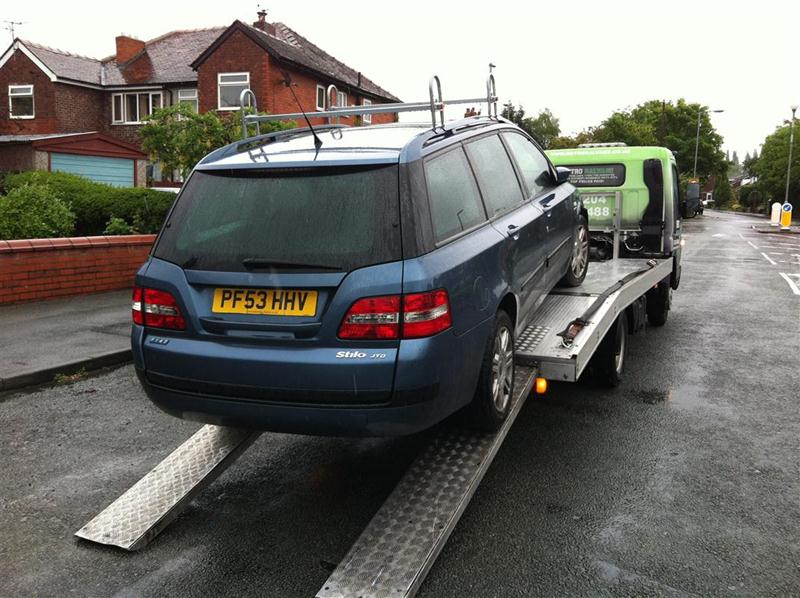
[238,66,499,140]
[577,142,628,148]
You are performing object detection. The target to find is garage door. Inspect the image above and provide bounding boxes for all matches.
[51,153,134,187]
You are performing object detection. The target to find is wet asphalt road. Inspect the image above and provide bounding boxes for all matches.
[1,211,798,597]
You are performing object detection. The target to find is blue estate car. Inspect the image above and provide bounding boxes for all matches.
[132,118,588,436]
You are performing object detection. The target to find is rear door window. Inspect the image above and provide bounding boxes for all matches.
[464,134,524,216]
[424,147,486,242]
[153,165,400,272]
[501,132,552,197]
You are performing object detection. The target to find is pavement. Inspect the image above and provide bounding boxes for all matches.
[0,290,131,393]
[1,212,799,597]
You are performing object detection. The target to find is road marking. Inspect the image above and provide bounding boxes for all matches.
[761,252,777,265]
[738,232,746,240]
[747,241,760,250]
[779,273,800,296]
[770,252,785,255]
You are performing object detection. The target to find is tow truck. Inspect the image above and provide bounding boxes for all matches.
[76,74,679,598]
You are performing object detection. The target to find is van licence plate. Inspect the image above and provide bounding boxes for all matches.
[212,288,318,316]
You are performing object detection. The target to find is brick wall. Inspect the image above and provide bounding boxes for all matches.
[54,84,105,133]
[0,51,58,134]
[0,144,34,170]
[0,235,155,305]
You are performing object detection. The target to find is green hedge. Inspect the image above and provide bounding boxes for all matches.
[0,183,76,240]
[2,171,176,236]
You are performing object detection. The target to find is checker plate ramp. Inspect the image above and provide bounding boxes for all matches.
[75,425,259,551]
[316,366,535,598]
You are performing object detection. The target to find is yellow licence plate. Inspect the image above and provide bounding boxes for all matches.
[212,288,318,316]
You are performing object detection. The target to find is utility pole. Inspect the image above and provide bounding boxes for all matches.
[785,106,798,206]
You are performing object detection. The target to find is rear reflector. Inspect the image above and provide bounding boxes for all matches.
[338,289,451,340]
[132,286,186,330]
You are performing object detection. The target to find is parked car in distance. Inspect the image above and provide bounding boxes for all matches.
[131,118,588,436]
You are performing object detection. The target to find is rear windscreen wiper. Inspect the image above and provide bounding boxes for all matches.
[241,258,342,271]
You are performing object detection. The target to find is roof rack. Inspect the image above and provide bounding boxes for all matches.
[238,67,499,140]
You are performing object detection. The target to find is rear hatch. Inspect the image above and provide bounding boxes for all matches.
[138,164,403,405]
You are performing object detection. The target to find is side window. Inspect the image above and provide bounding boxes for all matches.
[425,147,486,242]
[501,132,552,197]
[464,135,524,216]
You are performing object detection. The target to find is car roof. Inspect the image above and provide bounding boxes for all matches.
[196,118,519,170]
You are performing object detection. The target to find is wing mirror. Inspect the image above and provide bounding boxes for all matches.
[554,166,571,184]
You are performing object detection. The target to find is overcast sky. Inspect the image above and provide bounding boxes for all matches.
[5,0,797,161]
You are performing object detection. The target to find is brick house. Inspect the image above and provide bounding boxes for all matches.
[0,13,399,186]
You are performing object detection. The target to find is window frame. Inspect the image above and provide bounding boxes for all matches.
[177,88,198,113]
[362,98,372,125]
[8,84,35,119]
[316,84,326,111]
[423,144,489,246]
[111,91,163,125]
[217,72,250,111]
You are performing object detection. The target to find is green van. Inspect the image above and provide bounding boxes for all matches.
[546,144,682,289]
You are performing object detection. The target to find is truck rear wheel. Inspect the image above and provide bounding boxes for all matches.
[647,281,671,327]
[589,314,627,388]
[468,310,515,431]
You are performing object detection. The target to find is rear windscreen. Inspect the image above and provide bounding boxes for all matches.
[153,166,400,272]
[564,163,626,187]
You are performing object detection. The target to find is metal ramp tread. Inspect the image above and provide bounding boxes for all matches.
[75,425,260,551]
[516,257,673,381]
[316,366,536,598]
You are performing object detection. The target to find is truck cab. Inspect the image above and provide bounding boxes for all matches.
[546,144,682,290]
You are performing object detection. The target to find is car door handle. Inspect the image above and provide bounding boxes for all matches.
[540,194,556,210]
[507,224,521,239]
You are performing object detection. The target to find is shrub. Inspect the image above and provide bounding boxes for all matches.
[0,183,76,239]
[2,171,176,236]
[103,216,134,235]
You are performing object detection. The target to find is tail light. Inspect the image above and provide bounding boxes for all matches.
[402,290,451,338]
[132,286,186,330]
[338,289,451,340]
[338,295,400,339]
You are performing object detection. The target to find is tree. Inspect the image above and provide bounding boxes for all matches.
[714,175,735,208]
[501,104,561,149]
[140,103,295,179]
[591,99,726,181]
[751,123,800,211]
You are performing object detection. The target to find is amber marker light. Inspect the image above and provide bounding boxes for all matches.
[535,377,548,394]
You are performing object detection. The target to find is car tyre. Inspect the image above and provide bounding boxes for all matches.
[559,215,589,287]
[468,310,515,431]
[589,314,627,387]
[647,280,671,326]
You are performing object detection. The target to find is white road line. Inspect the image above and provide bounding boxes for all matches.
[779,273,800,296]
[738,232,746,240]
[761,252,777,265]
[747,241,760,250]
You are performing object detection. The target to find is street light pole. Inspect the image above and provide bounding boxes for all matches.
[693,106,724,180]
[784,105,798,205]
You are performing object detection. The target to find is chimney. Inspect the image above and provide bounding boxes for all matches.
[115,35,145,63]
[253,9,276,36]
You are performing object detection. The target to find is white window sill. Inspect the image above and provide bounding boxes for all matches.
[9,115,35,119]
[111,121,143,125]
[217,106,241,111]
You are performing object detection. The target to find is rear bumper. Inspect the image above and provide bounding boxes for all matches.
[138,368,447,437]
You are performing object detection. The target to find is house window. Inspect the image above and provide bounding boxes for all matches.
[9,85,34,119]
[218,73,249,110]
[337,90,348,108]
[316,85,325,111]
[177,89,198,113]
[112,91,163,124]
[362,98,372,125]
